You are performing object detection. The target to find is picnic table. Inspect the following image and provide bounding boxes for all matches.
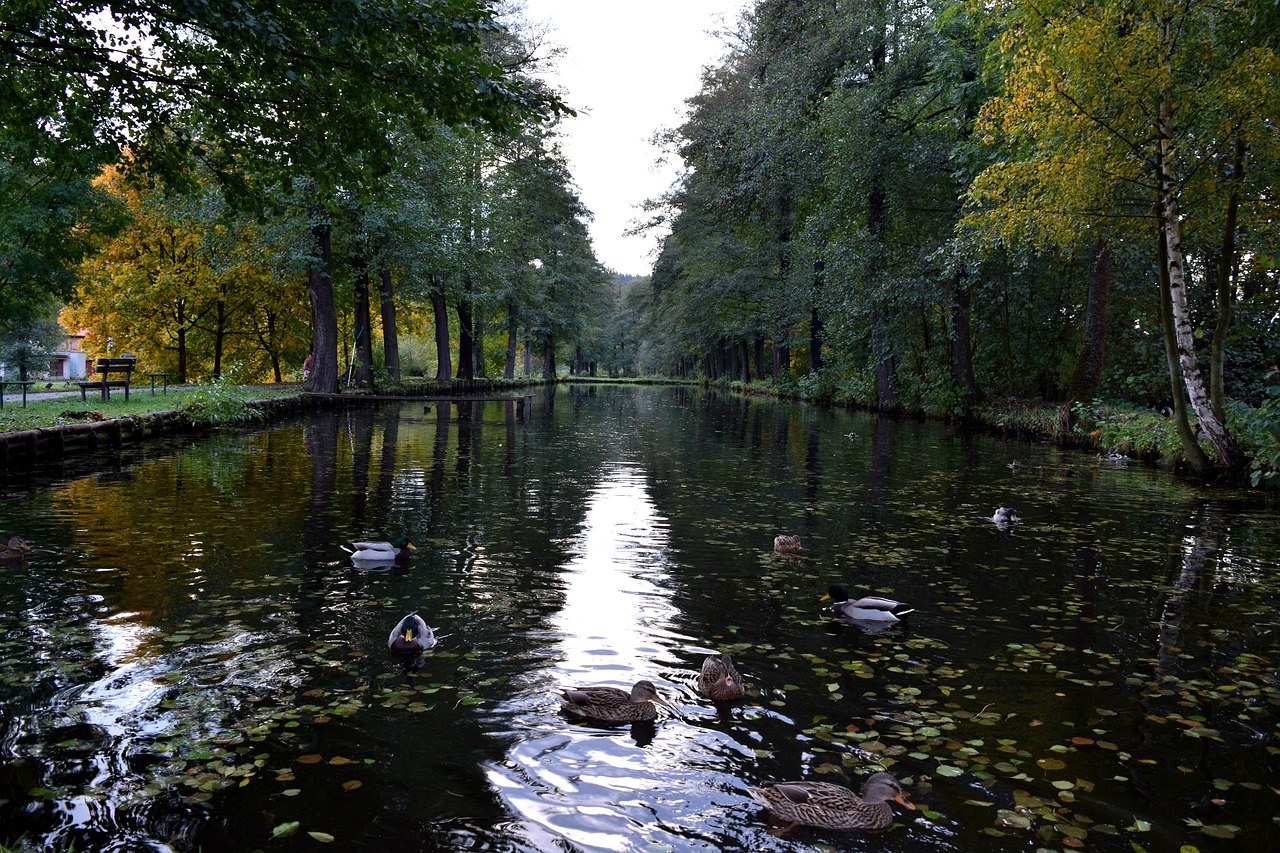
[0,380,35,409]
[145,371,173,395]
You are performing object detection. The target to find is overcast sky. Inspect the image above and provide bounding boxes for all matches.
[517,1,748,277]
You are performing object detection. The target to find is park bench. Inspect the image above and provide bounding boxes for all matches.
[76,357,136,402]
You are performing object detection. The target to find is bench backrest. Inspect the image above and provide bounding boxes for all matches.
[95,358,136,375]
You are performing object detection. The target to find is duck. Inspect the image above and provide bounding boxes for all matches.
[342,535,415,566]
[697,654,747,702]
[747,771,915,831]
[1,536,31,562]
[774,535,804,556]
[559,680,673,723]
[387,612,436,654]
[823,583,914,622]
[988,507,1019,526]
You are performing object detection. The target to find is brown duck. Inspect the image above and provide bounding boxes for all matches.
[773,535,804,556]
[559,680,673,723]
[747,770,915,831]
[1,536,31,562]
[696,654,746,702]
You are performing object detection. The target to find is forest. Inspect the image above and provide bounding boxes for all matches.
[1,0,1278,483]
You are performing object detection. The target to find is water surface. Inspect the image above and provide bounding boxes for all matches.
[1,385,1277,852]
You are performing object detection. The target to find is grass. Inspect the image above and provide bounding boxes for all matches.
[0,382,298,434]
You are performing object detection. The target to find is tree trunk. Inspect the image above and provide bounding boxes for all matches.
[523,338,532,376]
[176,299,188,383]
[473,308,485,377]
[949,272,977,404]
[1210,135,1244,422]
[871,307,895,412]
[212,302,226,379]
[351,252,373,389]
[1157,221,1211,473]
[306,214,338,394]
[504,302,517,379]
[1059,239,1111,434]
[456,298,474,381]
[430,277,451,382]
[378,267,399,381]
[1158,93,1245,472]
[809,260,824,373]
[542,334,555,380]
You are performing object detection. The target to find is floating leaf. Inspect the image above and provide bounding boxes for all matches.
[342,780,362,791]
[935,764,963,777]
[1197,825,1237,839]
[297,754,323,764]
[307,832,335,843]
[272,821,300,838]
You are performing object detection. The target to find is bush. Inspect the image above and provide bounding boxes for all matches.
[179,365,268,427]
[1227,375,1280,488]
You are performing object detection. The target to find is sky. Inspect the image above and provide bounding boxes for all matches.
[517,1,748,277]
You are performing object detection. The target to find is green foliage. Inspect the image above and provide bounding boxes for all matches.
[1070,398,1187,462]
[1227,380,1280,488]
[0,135,120,323]
[0,314,63,380]
[179,367,269,427]
[394,335,436,378]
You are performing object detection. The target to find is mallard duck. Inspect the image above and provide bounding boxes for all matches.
[774,535,804,556]
[988,507,1019,526]
[747,771,915,831]
[559,680,673,723]
[387,612,436,654]
[342,535,415,567]
[697,654,747,702]
[823,583,914,622]
[1,536,30,562]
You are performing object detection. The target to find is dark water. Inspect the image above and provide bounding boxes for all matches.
[1,385,1277,853]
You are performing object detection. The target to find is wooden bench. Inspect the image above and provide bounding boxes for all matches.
[76,358,136,402]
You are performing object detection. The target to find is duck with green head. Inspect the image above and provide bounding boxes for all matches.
[823,583,914,623]
[388,612,436,654]
[342,535,415,568]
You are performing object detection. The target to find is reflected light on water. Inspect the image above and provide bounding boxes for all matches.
[551,462,676,681]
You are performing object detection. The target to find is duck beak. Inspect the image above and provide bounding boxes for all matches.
[405,629,414,640]
[820,593,831,601]
[894,792,916,810]
[406,542,417,551]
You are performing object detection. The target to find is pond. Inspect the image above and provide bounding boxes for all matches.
[0,384,1277,853]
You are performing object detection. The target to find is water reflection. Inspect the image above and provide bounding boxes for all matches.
[2,386,1279,853]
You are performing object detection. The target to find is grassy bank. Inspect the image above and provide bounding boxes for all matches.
[0,382,298,434]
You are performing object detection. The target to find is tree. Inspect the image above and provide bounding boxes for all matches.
[3,0,568,393]
[66,163,309,381]
[968,0,1280,473]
